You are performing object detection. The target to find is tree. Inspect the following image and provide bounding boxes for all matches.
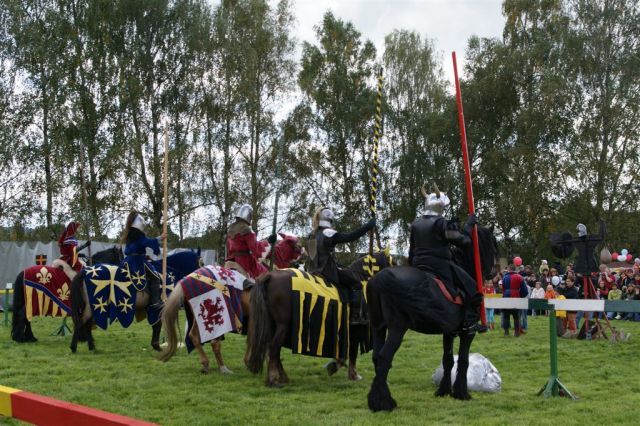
[564,0,640,228]
[382,30,453,248]
[298,12,377,252]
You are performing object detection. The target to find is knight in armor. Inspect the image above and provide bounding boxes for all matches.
[308,207,376,324]
[226,204,275,279]
[57,221,85,273]
[120,211,166,310]
[408,186,486,334]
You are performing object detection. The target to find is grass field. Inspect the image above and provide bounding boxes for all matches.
[2,314,640,425]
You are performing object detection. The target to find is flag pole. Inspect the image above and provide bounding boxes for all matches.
[369,67,384,256]
[452,52,486,325]
[77,141,92,261]
[269,136,284,271]
[162,126,169,301]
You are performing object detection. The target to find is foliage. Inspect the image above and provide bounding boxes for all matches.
[0,0,638,265]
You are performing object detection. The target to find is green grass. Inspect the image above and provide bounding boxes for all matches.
[2,315,640,425]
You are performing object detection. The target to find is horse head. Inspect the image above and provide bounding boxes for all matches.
[273,233,306,268]
[89,245,124,266]
[454,224,498,280]
[350,249,394,281]
[160,249,202,281]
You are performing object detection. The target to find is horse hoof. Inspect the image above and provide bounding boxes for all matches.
[324,360,340,376]
[200,367,210,375]
[434,388,448,398]
[27,336,38,343]
[349,373,363,381]
[368,395,397,412]
[152,344,161,352]
[70,347,77,354]
[219,366,234,375]
[368,379,397,412]
[266,380,282,388]
[453,391,472,401]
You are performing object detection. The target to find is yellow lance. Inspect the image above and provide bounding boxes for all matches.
[363,67,384,283]
[368,67,384,256]
[161,126,169,300]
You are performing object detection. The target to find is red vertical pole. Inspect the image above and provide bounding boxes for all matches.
[452,51,486,325]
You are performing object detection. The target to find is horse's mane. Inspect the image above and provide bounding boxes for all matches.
[89,246,123,266]
[452,225,498,279]
[349,251,392,280]
[153,249,201,278]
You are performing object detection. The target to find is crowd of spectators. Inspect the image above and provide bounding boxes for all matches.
[484,258,640,336]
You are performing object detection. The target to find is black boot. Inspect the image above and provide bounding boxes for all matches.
[148,274,164,310]
[349,288,368,325]
[461,294,487,335]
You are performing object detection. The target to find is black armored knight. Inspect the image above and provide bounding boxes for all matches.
[408,185,485,334]
[308,207,375,324]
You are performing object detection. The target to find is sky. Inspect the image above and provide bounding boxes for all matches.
[291,0,506,82]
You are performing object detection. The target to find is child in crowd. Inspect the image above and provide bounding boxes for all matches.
[539,259,548,275]
[554,288,567,337]
[608,282,623,319]
[483,279,496,330]
[530,281,545,316]
[563,277,578,333]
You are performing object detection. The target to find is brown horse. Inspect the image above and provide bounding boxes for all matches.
[158,236,305,373]
[245,250,393,387]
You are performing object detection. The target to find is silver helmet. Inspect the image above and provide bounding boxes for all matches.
[421,183,450,216]
[235,204,253,223]
[318,208,334,228]
[131,214,146,232]
[577,223,587,237]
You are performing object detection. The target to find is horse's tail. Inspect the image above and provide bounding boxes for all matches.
[245,273,273,374]
[11,271,25,341]
[70,270,90,342]
[158,285,184,362]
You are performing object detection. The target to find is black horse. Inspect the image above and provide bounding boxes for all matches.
[11,246,123,343]
[367,225,497,412]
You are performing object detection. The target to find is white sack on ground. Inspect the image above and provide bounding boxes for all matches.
[432,353,501,393]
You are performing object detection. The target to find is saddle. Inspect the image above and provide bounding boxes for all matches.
[419,270,463,306]
[224,261,254,290]
[51,258,81,281]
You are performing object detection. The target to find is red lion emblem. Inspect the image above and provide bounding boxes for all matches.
[198,297,225,333]
[217,267,236,282]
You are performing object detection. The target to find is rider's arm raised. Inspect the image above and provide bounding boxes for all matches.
[327,219,376,245]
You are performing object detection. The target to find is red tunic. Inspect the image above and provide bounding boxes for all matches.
[226,221,269,279]
[58,222,82,272]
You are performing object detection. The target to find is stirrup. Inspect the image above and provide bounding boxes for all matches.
[462,322,487,335]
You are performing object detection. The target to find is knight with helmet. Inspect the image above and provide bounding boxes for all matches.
[308,207,376,324]
[408,184,486,334]
[226,204,276,280]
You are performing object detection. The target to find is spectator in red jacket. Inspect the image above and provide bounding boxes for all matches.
[502,264,528,337]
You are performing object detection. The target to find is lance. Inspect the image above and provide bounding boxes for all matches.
[269,136,285,270]
[161,126,170,301]
[452,52,486,325]
[369,67,384,256]
[77,140,92,261]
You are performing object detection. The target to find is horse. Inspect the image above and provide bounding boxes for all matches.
[366,225,498,412]
[10,246,123,343]
[245,250,393,387]
[69,249,202,353]
[158,236,306,374]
